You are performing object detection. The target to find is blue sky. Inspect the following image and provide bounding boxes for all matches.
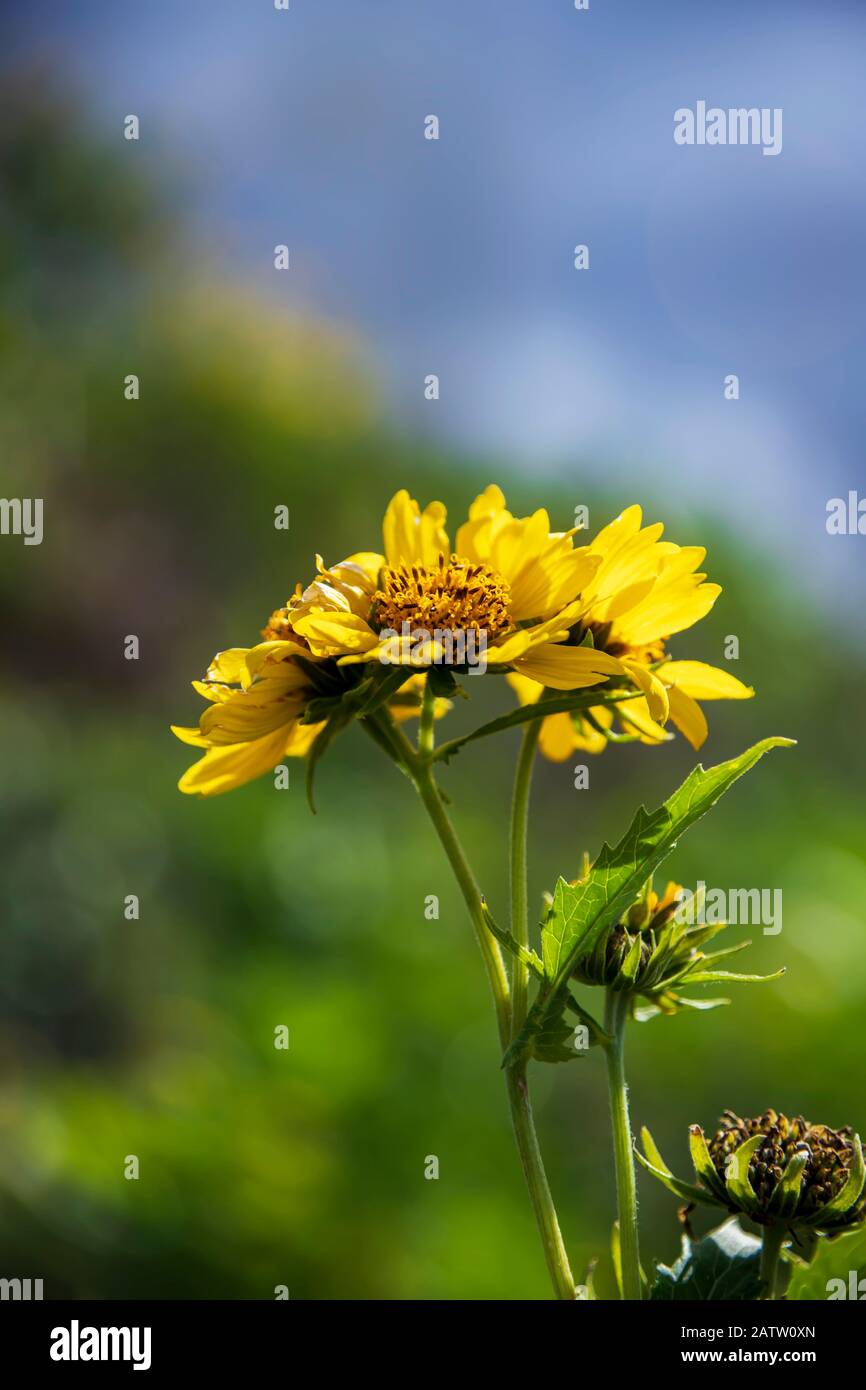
[5,0,866,616]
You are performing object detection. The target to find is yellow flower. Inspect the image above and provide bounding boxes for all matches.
[508,504,753,759]
[282,486,626,685]
[173,489,742,795]
[171,540,459,796]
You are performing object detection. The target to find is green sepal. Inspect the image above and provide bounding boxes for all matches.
[767,1152,808,1220]
[683,967,785,986]
[808,1132,865,1223]
[305,706,354,812]
[301,692,351,724]
[427,666,465,700]
[612,931,644,989]
[689,1125,729,1203]
[637,1127,725,1208]
[611,1221,622,1298]
[724,1133,765,1217]
[632,994,730,1021]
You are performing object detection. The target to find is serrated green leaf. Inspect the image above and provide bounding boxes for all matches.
[500,985,603,1066]
[650,1218,762,1301]
[786,1225,866,1300]
[479,902,544,978]
[540,738,793,989]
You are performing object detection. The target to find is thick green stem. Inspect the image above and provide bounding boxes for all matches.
[604,990,642,1300]
[760,1223,786,1300]
[509,720,542,1039]
[368,705,576,1299]
[505,1062,577,1301]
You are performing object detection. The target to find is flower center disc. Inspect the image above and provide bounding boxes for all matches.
[374,554,512,639]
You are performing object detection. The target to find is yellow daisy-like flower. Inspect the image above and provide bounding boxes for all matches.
[278,485,622,687]
[173,489,741,795]
[508,504,753,760]
[172,485,624,796]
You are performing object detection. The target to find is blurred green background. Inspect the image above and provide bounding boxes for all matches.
[2,81,866,1301]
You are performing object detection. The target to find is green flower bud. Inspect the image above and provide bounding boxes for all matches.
[568,879,782,1014]
[638,1110,866,1234]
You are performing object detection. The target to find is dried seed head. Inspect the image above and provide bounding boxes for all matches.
[708,1109,858,1219]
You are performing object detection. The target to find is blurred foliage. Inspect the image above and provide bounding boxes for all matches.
[1,80,865,1300]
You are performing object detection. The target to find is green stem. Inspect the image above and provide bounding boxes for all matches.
[505,1062,577,1301]
[604,989,642,1300]
[369,706,576,1300]
[509,720,542,1039]
[412,754,512,1047]
[417,675,437,760]
[760,1223,786,1300]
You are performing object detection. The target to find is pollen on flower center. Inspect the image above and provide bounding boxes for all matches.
[582,619,665,664]
[261,605,309,648]
[374,554,512,639]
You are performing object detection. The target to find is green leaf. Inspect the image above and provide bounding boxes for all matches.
[500,985,605,1066]
[540,737,793,990]
[431,688,635,763]
[786,1225,866,1300]
[650,1218,762,1301]
[479,902,545,979]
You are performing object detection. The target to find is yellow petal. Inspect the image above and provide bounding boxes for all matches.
[292,611,379,657]
[506,672,545,706]
[244,640,314,684]
[284,719,325,756]
[667,683,709,750]
[614,575,721,648]
[171,724,211,748]
[621,660,670,724]
[178,725,293,797]
[538,712,578,762]
[661,660,754,700]
[615,696,670,745]
[206,648,250,684]
[569,707,613,754]
[382,490,449,568]
[199,680,305,745]
[191,680,236,704]
[513,643,625,691]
